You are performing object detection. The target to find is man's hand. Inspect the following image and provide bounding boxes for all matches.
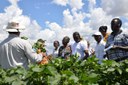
[112,45,121,49]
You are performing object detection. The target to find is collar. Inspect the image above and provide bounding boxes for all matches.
[8,34,19,38]
[111,30,122,36]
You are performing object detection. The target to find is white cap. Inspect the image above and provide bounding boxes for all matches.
[5,22,25,32]
[92,32,102,36]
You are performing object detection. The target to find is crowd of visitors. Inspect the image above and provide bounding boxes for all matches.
[0,18,128,69]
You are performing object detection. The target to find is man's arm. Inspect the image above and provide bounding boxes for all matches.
[84,50,89,59]
[113,45,128,50]
[24,41,43,63]
[58,46,63,57]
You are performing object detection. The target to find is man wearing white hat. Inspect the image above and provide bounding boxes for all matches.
[92,32,106,63]
[0,21,43,69]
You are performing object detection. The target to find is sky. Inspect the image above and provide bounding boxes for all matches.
[0,0,128,54]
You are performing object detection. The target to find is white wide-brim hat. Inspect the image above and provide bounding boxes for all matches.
[5,22,25,32]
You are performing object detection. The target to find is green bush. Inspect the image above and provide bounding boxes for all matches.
[0,56,128,85]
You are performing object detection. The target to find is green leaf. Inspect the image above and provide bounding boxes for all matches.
[32,67,43,72]
[61,70,74,76]
[80,60,86,66]
[88,73,99,83]
[117,68,122,74]
[48,74,61,85]
[103,70,107,73]
[107,68,115,72]
[111,61,119,67]
[5,76,19,83]
[43,66,57,76]
[21,36,28,40]
[12,80,25,85]
[15,68,26,75]
[5,77,15,83]
[126,68,128,72]
[69,75,79,83]
[89,73,98,78]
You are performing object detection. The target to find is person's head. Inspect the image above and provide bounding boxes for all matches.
[6,21,25,36]
[53,40,60,48]
[37,39,46,43]
[62,36,70,46]
[37,39,46,47]
[92,32,102,43]
[73,32,81,43]
[111,18,122,33]
[99,26,108,37]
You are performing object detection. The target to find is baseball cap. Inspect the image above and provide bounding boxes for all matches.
[92,32,102,36]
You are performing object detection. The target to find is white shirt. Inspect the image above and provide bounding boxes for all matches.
[52,47,59,58]
[88,47,94,57]
[71,40,88,60]
[0,34,43,69]
[95,40,106,63]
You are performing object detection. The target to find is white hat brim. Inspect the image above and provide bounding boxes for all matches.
[92,32,102,36]
[5,26,25,32]
[6,29,24,32]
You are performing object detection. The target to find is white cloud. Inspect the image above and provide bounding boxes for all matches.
[0,0,23,41]
[0,0,42,42]
[1,0,128,54]
[52,0,68,6]
[89,8,112,31]
[63,9,73,27]
[8,0,19,6]
[63,9,86,28]
[123,21,128,34]
[21,20,41,39]
[52,0,84,10]
[69,0,84,10]
[101,0,128,17]
[88,0,96,12]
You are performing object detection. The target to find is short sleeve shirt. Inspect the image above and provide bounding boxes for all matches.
[106,31,128,60]
[95,40,106,63]
[71,40,88,60]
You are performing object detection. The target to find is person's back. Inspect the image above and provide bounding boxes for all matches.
[0,34,43,69]
[0,21,43,69]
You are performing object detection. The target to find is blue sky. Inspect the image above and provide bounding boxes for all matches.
[0,0,128,53]
[0,0,67,27]
[19,0,66,27]
[0,0,10,12]
[0,0,101,28]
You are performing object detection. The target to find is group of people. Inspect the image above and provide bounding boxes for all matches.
[52,18,128,63]
[92,18,128,62]
[0,18,128,69]
[52,32,89,61]
[52,29,105,63]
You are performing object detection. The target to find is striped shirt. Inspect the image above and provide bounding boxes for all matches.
[106,30,128,60]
